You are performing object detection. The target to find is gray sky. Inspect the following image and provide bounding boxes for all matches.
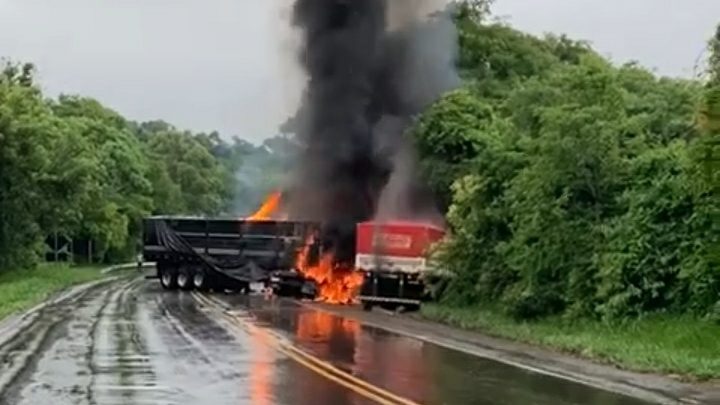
[493,0,719,79]
[0,1,718,142]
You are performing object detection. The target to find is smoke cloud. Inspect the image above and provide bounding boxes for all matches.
[285,0,459,261]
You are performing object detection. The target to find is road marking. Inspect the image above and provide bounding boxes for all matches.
[190,292,420,405]
[274,345,399,405]
[273,335,420,405]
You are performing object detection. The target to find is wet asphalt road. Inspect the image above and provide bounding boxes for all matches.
[0,276,654,405]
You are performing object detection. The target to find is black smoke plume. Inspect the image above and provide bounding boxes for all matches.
[286,0,459,262]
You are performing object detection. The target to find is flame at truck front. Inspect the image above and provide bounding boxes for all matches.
[248,191,362,305]
[247,193,446,307]
[294,235,364,305]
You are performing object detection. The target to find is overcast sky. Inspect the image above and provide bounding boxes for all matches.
[0,0,718,142]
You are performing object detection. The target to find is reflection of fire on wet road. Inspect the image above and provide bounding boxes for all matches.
[296,311,360,356]
[196,293,419,405]
[352,330,432,403]
[293,308,431,404]
[295,310,363,377]
[249,329,274,405]
[288,311,363,405]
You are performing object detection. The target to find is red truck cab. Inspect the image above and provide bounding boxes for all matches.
[355,221,446,311]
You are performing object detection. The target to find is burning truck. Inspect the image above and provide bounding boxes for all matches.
[144,0,461,310]
[142,192,447,310]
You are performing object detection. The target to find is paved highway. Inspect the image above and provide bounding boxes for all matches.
[0,275,690,405]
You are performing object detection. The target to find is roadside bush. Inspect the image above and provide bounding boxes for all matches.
[595,144,711,318]
[416,15,720,320]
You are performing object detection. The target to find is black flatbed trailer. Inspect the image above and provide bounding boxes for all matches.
[142,216,319,296]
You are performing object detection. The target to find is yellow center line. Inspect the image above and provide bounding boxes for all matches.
[274,344,400,405]
[190,292,421,405]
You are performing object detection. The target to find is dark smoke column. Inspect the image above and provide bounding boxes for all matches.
[287,0,459,262]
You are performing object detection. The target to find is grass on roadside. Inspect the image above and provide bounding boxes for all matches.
[421,304,720,381]
[0,264,104,321]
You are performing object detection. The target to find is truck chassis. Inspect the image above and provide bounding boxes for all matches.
[142,216,318,296]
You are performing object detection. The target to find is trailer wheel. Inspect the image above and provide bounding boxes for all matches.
[362,301,374,312]
[160,265,178,290]
[177,266,194,291]
[193,268,210,291]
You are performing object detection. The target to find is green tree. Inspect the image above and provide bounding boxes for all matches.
[418,16,719,320]
[0,60,246,269]
[413,88,495,210]
[50,95,154,260]
[144,128,227,215]
[688,23,720,317]
[0,74,55,269]
[0,64,97,268]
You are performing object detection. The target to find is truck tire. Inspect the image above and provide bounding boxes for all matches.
[362,301,374,312]
[177,266,194,291]
[160,265,178,290]
[193,267,211,291]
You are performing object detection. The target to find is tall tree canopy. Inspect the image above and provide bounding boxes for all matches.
[0,61,281,268]
[415,7,719,320]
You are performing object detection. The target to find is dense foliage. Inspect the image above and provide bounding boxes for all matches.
[416,8,720,320]
[0,63,284,269]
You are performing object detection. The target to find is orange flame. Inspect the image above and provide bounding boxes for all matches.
[249,192,363,304]
[248,191,282,221]
[295,237,364,305]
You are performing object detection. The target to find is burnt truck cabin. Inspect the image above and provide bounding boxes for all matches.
[355,221,447,311]
[142,216,319,294]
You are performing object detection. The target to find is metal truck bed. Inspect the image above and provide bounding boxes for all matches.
[142,216,318,292]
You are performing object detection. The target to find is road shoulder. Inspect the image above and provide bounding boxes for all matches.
[0,263,145,348]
